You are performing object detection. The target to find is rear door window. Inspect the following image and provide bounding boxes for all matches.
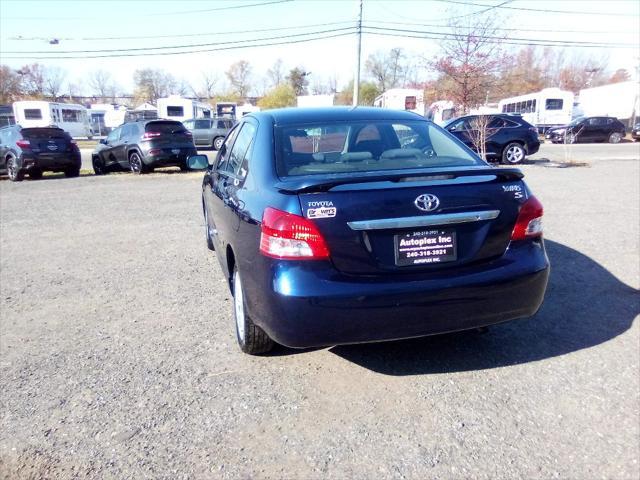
[24,109,43,120]
[166,106,184,117]
[195,119,211,129]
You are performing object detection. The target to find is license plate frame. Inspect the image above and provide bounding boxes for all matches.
[394,229,457,266]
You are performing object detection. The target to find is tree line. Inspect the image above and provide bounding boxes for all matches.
[0,15,632,112]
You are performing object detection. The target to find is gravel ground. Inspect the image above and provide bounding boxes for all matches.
[1,145,639,479]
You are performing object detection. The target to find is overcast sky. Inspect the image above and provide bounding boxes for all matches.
[0,0,638,96]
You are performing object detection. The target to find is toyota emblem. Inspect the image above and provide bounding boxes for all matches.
[414,194,440,212]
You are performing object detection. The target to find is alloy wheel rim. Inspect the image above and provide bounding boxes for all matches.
[130,154,141,173]
[611,133,621,143]
[506,146,523,163]
[234,271,245,340]
[214,138,223,150]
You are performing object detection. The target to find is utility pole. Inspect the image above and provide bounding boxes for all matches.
[353,0,363,107]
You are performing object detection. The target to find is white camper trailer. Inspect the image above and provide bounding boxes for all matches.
[577,81,639,128]
[157,96,212,122]
[12,101,92,138]
[426,100,458,125]
[497,88,574,132]
[373,89,425,115]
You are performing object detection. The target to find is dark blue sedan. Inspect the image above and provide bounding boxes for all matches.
[188,107,550,354]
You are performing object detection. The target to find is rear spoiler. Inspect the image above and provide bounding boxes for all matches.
[275,167,524,194]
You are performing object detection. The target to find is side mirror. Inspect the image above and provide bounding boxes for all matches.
[187,154,209,170]
[99,138,107,144]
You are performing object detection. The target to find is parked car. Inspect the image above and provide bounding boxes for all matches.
[631,122,640,142]
[442,114,540,164]
[545,116,626,144]
[188,107,550,354]
[0,125,81,182]
[182,117,234,150]
[91,120,197,175]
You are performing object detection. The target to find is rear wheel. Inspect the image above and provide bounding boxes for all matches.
[501,142,525,165]
[7,156,24,182]
[29,169,43,180]
[64,166,80,178]
[213,136,224,150]
[233,266,274,355]
[567,133,577,144]
[203,201,214,251]
[128,152,146,174]
[608,132,622,144]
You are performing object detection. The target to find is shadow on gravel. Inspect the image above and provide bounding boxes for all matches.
[330,240,639,375]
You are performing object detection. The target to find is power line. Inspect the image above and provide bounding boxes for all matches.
[2,0,294,20]
[7,21,355,42]
[2,27,356,54]
[362,25,637,48]
[431,0,639,17]
[0,31,356,60]
[362,27,637,49]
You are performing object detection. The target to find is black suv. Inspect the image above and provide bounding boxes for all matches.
[443,114,540,164]
[546,116,626,144]
[92,120,197,175]
[0,125,81,182]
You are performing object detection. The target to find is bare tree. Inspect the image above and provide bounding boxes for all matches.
[17,63,46,98]
[266,59,285,88]
[0,65,23,103]
[226,60,252,98]
[431,16,506,113]
[133,68,176,103]
[43,66,66,100]
[197,71,219,100]
[88,70,115,100]
[365,48,406,91]
[464,115,500,160]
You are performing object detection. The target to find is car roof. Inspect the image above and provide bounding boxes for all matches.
[250,107,425,126]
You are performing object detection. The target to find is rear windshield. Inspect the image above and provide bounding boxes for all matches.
[21,128,69,139]
[276,120,482,177]
[145,121,187,134]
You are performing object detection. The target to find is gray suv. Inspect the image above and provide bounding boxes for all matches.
[183,117,234,150]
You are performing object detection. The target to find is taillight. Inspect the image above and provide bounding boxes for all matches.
[511,196,543,241]
[142,131,162,140]
[259,207,330,260]
[183,130,192,137]
[70,139,79,150]
[16,139,30,149]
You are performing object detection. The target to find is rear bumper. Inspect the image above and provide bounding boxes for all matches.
[143,149,197,167]
[21,152,81,171]
[245,240,550,348]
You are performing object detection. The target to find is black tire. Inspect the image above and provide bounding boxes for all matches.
[203,200,215,251]
[92,156,107,175]
[567,133,577,144]
[64,167,80,178]
[29,169,43,180]
[179,161,189,172]
[6,156,24,182]
[128,151,147,174]
[213,136,224,150]
[501,142,526,165]
[232,266,274,355]
[608,132,622,144]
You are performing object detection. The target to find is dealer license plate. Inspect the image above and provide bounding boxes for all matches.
[395,229,457,266]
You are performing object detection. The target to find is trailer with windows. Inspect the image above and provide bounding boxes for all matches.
[12,101,92,138]
[373,89,425,116]
[157,96,212,123]
[497,88,574,133]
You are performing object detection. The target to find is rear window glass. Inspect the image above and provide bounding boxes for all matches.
[145,121,186,134]
[166,106,184,117]
[24,109,43,120]
[545,99,563,110]
[276,121,482,177]
[21,128,68,139]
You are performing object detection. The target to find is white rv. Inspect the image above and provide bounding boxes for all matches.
[157,96,212,122]
[12,101,92,138]
[497,88,574,132]
[373,89,425,115]
[577,81,639,128]
[426,100,458,125]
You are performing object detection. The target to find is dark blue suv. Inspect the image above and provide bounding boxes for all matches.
[443,114,540,164]
[189,107,550,354]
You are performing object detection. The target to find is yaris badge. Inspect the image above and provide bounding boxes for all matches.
[414,194,440,212]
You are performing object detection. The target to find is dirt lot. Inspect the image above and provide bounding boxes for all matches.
[1,146,638,479]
